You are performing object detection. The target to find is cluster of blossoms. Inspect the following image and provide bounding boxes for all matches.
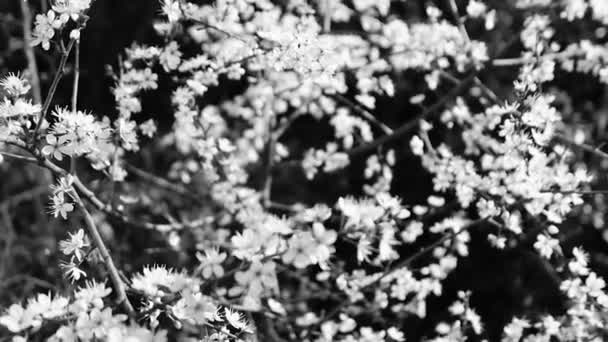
[0,281,168,341]
[31,0,91,50]
[6,0,608,341]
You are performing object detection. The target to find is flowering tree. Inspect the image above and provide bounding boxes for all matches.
[2,0,608,340]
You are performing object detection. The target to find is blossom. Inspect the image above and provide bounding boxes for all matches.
[231,228,264,260]
[534,234,559,259]
[503,317,530,342]
[60,260,87,282]
[74,281,112,309]
[311,222,337,265]
[172,291,218,325]
[569,247,589,276]
[234,261,278,296]
[75,308,126,341]
[26,293,69,319]
[282,232,317,269]
[0,98,41,118]
[0,74,30,96]
[337,197,384,230]
[410,135,424,156]
[59,229,89,261]
[0,304,36,333]
[224,307,251,332]
[585,272,606,297]
[466,0,487,18]
[41,134,67,161]
[52,0,92,21]
[139,119,157,137]
[50,193,74,220]
[161,0,182,22]
[107,326,167,342]
[31,11,61,50]
[131,265,197,297]
[196,248,227,278]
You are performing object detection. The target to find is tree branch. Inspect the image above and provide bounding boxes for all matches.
[33,39,77,138]
[71,189,135,317]
[20,0,42,104]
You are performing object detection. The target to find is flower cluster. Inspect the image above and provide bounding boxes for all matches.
[5,0,608,341]
[32,0,91,50]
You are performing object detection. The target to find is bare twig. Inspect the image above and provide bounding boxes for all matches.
[71,41,80,112]
[33,38,77,138]
[329,93,393,135]
[344,73,477,157]
[263,116,277,207]
[0,151,38,163]
[20,0,42,104]
[491,50,583,67]
[553,133,608,160]
[125,163,203,203]
[71,189,135,317]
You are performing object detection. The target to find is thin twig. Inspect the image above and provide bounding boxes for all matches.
[20,0,42,104]
[0,151,38,163]
[540,189,608,195]
[71,189,135,317]
[5,141,207,232]
[345,73,477,157]
[33,38,77,138]
[125,163,203,203]
[329,93,393,135]
[553,133,608,160]
[71,41,80,112]
[263,116,277,207]
[491,50,583,67]
[446,0,469,42]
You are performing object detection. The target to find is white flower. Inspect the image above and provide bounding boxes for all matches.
[410,135,424,156]
[534,234,559,258]
[466,0,487,18]
[172,291,217,325]
[337,197,384,230]
[74,280,112,309]
[196,248,227,278]
[585,272,606,297]
[27,293,68,319]
[51,193,74,220]
[52,0,92,21]
[0,304,36,333]
[541,316,560,336]
[234,261,278,296]
[59,229,89,261]
[503,317,530,341]
[61,260,87,282]
[224,308,251,332]
[562,0,588,21]
[161,0,182,22]
[387,327,405,341]
[569,247,589,276]
[31,11,61,50]
[0,73,30,96]
[139,119,157,138]
[311,222,337,265]
[42,134,67,161]
[131,265,197,297]
[231,228,264,260]
[282,232,317,269]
